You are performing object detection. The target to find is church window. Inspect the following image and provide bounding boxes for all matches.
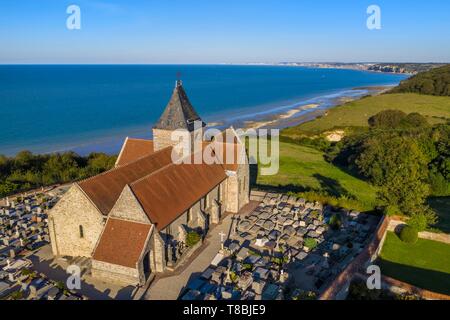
[79,225,84,238]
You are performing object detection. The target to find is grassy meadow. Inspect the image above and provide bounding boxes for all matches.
[256,141,378,211]
[283,93,450,135]
[378,232,450,295]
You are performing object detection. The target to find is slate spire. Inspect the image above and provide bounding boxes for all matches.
[154,80,205,131]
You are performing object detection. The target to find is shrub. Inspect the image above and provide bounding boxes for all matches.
[293,291,317,300]
[399,225,419,244]
[9,290,24,300]
[55,281,65,291]
[304,238,318,250]
[186,231,201,247]
[242,263,253,271]
[383,205,401,217]
[368,110,407,128]
[407,208,438,232]
[329,214,342,230]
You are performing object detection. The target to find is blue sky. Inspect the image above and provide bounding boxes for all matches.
[1,0,449,63]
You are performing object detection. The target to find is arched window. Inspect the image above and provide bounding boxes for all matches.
[79,225,84,238]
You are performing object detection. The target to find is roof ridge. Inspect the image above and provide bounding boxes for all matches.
[129,147,227,188]
[126,137,153,142]
[78,145,172,185]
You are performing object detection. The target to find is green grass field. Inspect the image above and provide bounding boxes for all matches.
[256,141,378,211]
[284,93,450,134]
[378,232,450,295]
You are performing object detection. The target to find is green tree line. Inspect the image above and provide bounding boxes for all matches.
[327,110,449,228]
[390,64,450,96]
[0,151,117,197]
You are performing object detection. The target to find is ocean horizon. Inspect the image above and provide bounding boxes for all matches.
[0,65,408,156]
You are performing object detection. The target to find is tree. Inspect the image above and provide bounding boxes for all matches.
[368,110,407,128]
[400,113,429,128]
[356,135,430,213]
[389,64,450,96]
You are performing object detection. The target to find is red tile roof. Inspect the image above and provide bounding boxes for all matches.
[116,138,154,167]
[93,218,152,268]
[130,155,227,231]
[78,147,173,215]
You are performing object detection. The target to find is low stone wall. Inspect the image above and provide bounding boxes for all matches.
[319,215,389,300]
[91,260,140,286]
[354,272,450,300]
[388,219,450,244]
[250,190,267,202]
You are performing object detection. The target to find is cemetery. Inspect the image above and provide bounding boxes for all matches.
[0,186,82,300]
[180,193,381,300]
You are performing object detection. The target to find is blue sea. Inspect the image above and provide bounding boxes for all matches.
[0,65,408,156]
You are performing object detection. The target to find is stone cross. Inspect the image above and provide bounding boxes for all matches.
[225,265,232,283]
[275,236,280,251]
[219,231,226,250]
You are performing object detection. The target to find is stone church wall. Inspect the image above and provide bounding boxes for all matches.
[48,184,105,258]
[153,128,203,153]
[109,186,150,224]
[225,173,239,213]
[237,161,250,211]
[91,260,140,285]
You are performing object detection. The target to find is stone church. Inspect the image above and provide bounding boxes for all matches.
[48,81,250,285]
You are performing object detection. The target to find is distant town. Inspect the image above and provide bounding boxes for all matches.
[240,62,447,75]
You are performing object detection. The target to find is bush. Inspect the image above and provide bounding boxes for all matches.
[407,209,438,232]
[399,225,419,244]
[186,231,201,247]
[368,110,407,128]
[304,238,318,250]
[383,205,401,216]
[9,290,24,300]
[329,214,342,230]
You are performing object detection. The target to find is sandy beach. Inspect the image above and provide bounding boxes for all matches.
[241,85,390,131]
[244,103,320,129]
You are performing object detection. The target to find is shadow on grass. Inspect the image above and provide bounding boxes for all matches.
[312,174,355,199]
[377,259,450,296]
[253,174,355,201]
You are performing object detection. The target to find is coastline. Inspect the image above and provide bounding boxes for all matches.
[240,84,391,131]
[69,84,391,155]
[2,84,394,157]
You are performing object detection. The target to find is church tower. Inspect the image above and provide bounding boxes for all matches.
[153,80,206,152]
